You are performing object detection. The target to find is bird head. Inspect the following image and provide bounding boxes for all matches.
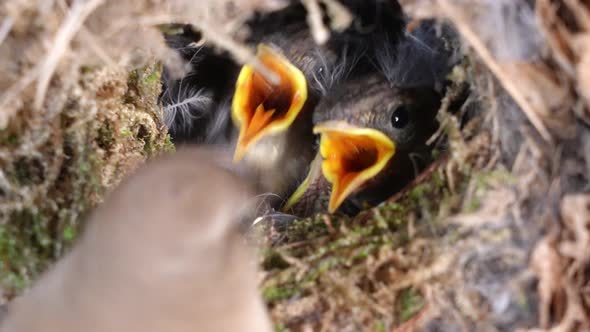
[310,78,441,213]
[313,121,395,212]
[232,44,308,162]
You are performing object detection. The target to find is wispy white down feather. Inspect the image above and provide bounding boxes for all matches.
[311,46,364,96]
[374,21,453,89]
[204,96,234,144]
[161,80,213,134]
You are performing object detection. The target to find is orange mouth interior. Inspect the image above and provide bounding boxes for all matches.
[314,122,396,213]
[232,44,307,161]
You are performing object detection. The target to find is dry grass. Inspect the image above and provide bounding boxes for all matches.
[1,1,590,331]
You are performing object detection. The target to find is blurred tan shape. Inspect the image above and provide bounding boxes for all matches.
[1,148,272,332]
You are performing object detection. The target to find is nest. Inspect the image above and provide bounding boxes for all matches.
[1,0,590,331]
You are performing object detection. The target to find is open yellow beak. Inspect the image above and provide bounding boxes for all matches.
[314,121,396,213]
[232,44,308,161]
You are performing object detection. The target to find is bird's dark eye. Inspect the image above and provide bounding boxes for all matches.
[391,105,409,129]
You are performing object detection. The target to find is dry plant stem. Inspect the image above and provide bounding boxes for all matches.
[301,0,330,45]
[34,0,106,111]
[392,303,431,332]
[189,20,280,85]
[437,0,553,144]
[0,64,42,127]
[321,0,353,32]
[78,27,117,68]
[564,0,590,30]
[0,16,14,47]
[387,154,449,204]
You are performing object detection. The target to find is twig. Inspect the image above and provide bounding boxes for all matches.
[0,16,14,47]
[301,0,330,45]
[387,154,450,204]
[189,19,280,85]
[34,0,105,111]
[437,0,553,144]
[0,64,40,128]
[321,0,353,32]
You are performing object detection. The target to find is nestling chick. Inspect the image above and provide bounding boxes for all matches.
[284,21,453,216]
[285,76,441,216]
[1,148,272,332]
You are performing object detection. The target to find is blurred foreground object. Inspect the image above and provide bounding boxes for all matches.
[1,148,272,332]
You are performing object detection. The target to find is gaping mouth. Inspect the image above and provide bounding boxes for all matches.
[314,121,396,213]
[232,44,308,161]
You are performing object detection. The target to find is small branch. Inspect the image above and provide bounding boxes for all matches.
[34,0,105,111]
[190,19,280,85]
[321,0,353,32]
[437,0,554,143]
[301,0,330,45]
[0,16,14,47]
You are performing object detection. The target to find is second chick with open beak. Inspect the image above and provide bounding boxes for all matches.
[314,121,396,213]
[285,76,442,216]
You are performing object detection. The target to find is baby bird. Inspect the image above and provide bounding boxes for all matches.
[0,148,272,332]
[284,21,453,217]
[284,76,441,216]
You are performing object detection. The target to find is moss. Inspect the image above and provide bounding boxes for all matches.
[0,210,53,293]
[475,170,516,188]
[13,157,45,186]
[464,196,481,212]
[274,323,291,332]
[398,288,425,322]
[120,128,133,137]
[262,284,301,303]
[144,70,160,84]
[261,151,471,328]
[96,122,116,150]
[0,130,19,146]
[374,320,386,332]
[62,226,76,241]
[0,61,173,295]
[461,170,516,213]
[262,249,290,270]
[163,134,175,152]
[270,213,333,244]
